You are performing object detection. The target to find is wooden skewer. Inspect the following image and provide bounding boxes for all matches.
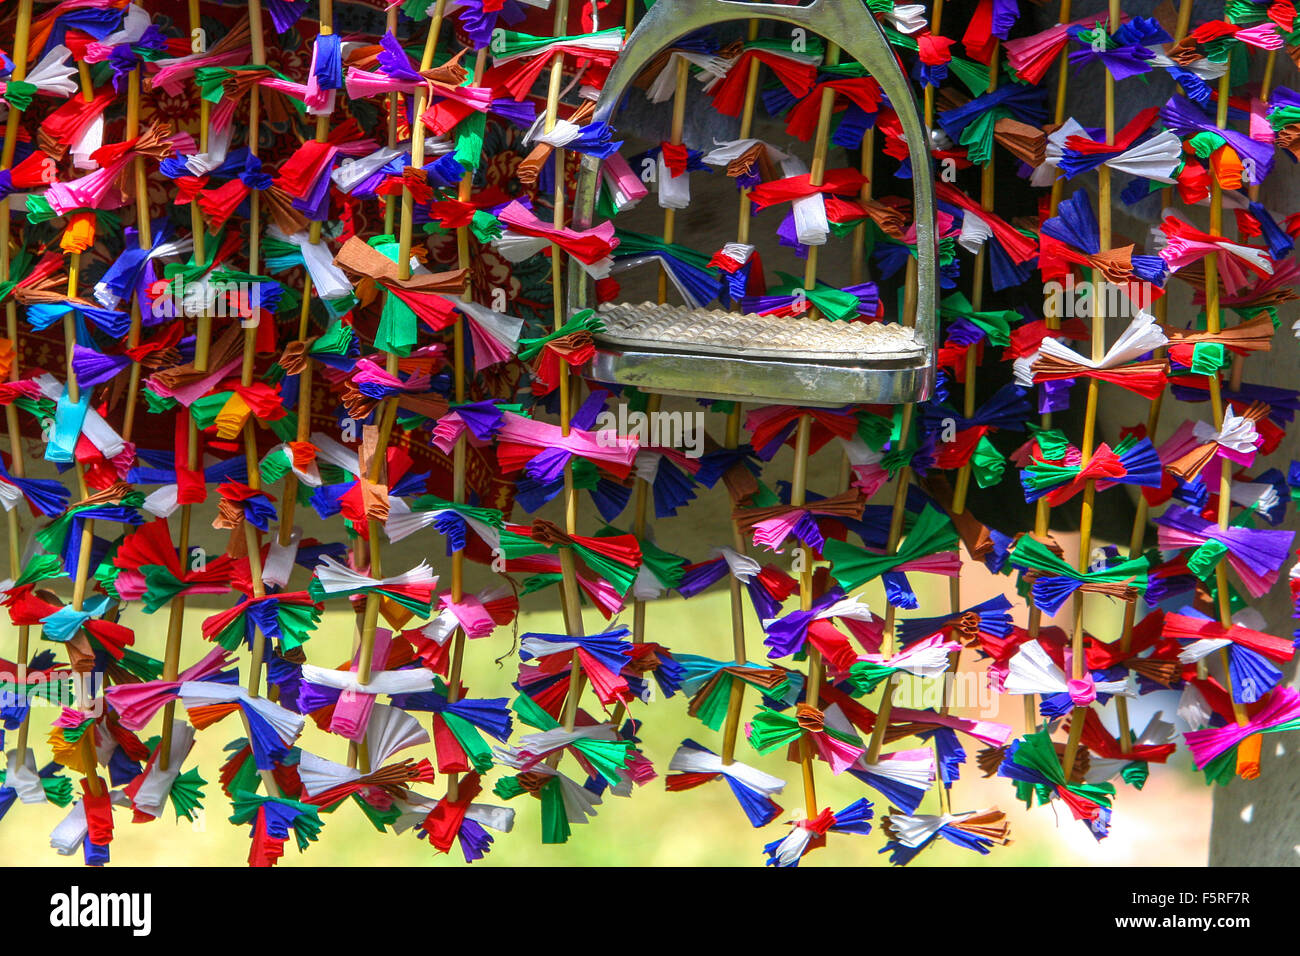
[1203,67,1255,769]
[445,46,488,803]
[949,40,1000,521]
[128,0,184,773]
[719,19,762,766]
[541,0,591,751]
[627,53,687,647]
[1,0,34,766]
[234,0,284,798]
[1060,0,1119,780]
[355,0,449,699]
[159,2,215,749]
[62,65,102,797]
[862,112,924,774]
[383,5,400,235]
[278,0,335,550]
[1023,0,1074,736]
[1112,0,1193,753]
[785,40,844,817]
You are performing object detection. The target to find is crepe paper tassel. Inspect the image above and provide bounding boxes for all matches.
[1020,434,1163,506]
[0,460,71,518]
[610,230,723,309]
[1162,93,1274,187]
[296,750,437,808]
[849,634,964,695]
[1168,605,1293,706]
[402,772,514,862]
[919,382,1033,473]
[386,678,513,775]
[1019,312,1171,402]
[103,646,236,731]
[491,760,601,845]
[936,82,1046,167]
[496,692,634,784]
[675,654,801,731]
[1154,506,1294,598]
[896,593,1015,652]
[179,678,306,770]
[878,807,1011,865]
[229,790,323,867]
[997,731,1115,840]
[1070,708,1177,785]
[734,488,866,554]
[493,200,618,277]
[762,798,873,867]
[1067,17,1171,80]
[1165,410,1265,481]
[519,628,636,707]
[1006,535,1150,617]
[1185,686,1300,783]
[1002,640,1136,714]
[1,752,74,818]
[664,739,785,828]
[516,312,607,395]
[307,554,439,618]
[1159,215,1276,292]
[499,520,642,598]
[1039,190,1167,286]
[200,592,322,655]
[1043,109,1181,183]
[823,504,961,607]
[747,702,866,776]
[120,720,203,822]
[760,587,873,666]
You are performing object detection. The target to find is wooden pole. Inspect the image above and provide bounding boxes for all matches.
[1111,0,1195,752]
[627,54,687,646]
[1023,0,1074,735]
[1060,0,1119,779]
[445,46,488,803]
[541,0,589,748]
[1204,65,1255,763]
[718,20,762,765]
[356,0,448,696]
[62,66,103,797]
[784,41,843,816]
[382,5,400,236]
[1,0,34,765]
[236,0,285,798]
[278,0,334,550]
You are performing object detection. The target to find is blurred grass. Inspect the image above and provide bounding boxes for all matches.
[1,557,1211,866]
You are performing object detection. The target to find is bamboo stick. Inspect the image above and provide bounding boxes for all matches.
[157,1,217,767]
[540,0,590,747]
[1203,66,1255,767]
[383,6,400,235]
[718,19,763,765]
[626,54,687,647]
[62,66,103,797]
[445,46,488,803]
[1023,0,1074,735]
[1,0,34,765]
[278,0,335,549]
[355,0,448,696]
[784,40,843,816]
[233,0,286,798]
[1060,0,1119,779]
